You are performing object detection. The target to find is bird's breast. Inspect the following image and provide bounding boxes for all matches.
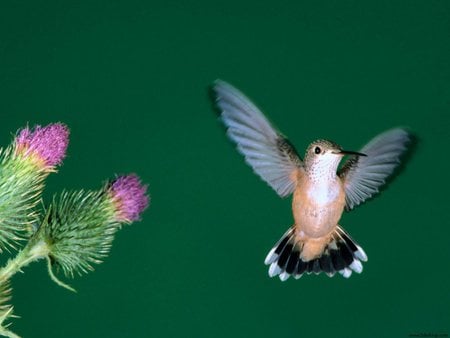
[292,178,345,238]
[306,180,341,205]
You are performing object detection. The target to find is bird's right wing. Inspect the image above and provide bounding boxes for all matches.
[212,80,304,198]
[339,128,410,210]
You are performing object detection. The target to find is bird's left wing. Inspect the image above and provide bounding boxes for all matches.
[212,80,304,198]
[339,128,410,210]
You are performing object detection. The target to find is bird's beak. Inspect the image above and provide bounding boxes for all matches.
[334,150,367,157]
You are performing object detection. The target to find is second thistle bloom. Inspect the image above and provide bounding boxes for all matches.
[108,174,149,223]
[41,174,149,278]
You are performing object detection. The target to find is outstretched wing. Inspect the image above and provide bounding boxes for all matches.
[212,80,304,198]
[339,128,410,210]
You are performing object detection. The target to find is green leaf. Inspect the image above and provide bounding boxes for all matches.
[0,280,18,338]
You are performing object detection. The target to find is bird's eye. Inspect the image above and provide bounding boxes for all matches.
[314,147,321,154]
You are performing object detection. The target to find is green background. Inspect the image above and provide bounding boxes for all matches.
[0,1,448,337]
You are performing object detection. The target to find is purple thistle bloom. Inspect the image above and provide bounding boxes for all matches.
[15,123,69,167]
[109,174,149,222]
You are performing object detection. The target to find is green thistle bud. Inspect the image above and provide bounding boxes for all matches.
[0,123,69,251]
[39,174,148,279]
[41,189,119,278]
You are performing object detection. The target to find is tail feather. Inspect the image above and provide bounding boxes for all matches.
[264,228,295,268]
[264,225,367,281]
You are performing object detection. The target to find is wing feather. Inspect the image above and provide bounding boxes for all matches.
[213,80,303,197]
[339,128,410,210]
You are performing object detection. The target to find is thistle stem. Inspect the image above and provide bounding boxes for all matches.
[0,240,49,283]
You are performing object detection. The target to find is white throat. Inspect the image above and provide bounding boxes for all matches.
[307,154,341,183]
[306,156,342,205]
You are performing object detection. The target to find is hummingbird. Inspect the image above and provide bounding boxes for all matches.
[211,79,410,280]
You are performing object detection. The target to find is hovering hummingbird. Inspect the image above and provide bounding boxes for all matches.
[211,79,411,280]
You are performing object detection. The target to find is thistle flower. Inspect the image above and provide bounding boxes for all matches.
[40,174,149,279]
[15,123,69,169]
[108,174,149,223]
[0,123,69,250]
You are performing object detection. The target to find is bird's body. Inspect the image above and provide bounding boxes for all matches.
[292,171,345,260]
[212,79,411,280]
[294,164,344,236]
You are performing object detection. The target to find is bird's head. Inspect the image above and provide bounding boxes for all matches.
[304,140,366,180]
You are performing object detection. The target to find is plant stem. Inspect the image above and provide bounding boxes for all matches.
[0,239,49,283]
